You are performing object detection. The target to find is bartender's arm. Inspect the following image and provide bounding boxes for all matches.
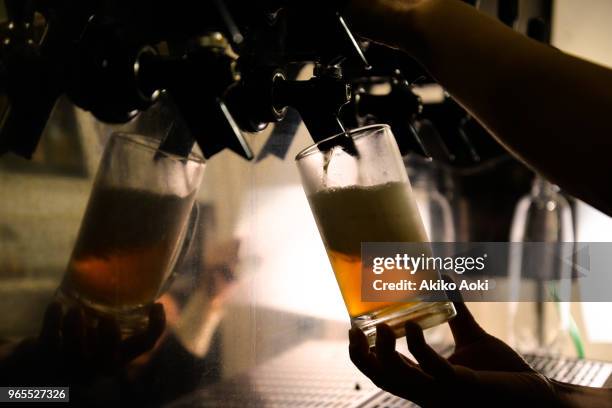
[345,0,612,216]
[343,1,612,406]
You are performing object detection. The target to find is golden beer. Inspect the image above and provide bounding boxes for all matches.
[63,187,195,308]
[308,182,438,319]
[56,133,205,332]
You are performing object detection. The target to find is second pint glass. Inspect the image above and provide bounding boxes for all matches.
[57,133,205,333]
[296,125,456,344]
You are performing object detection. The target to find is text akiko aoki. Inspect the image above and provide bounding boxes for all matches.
[372,279,490,291]
[420,279,490,291]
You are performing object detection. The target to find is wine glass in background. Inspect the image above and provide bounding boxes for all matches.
[507,176,581,357]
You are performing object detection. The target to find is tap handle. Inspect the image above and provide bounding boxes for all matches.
[498,0,519,27]
[273,74,351,143]
[279,4,369,69]
[527,17,550,44]
[159,83,254,160]
[333,12,369,69]
[161,78,253,160]
[352,78,429,157]
[137,37,253,160]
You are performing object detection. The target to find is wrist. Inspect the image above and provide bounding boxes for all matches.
[549,379,573,408]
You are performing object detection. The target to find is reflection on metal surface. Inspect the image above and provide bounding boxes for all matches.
[168,340,383,407]
[168,339,612,407]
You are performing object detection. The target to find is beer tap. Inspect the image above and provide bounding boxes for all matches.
[272,64,351,143]
[0,0,257,160]
[136,33,253,159]
[340,36,508,168]
[222,3,367,158]
[344,70,428,157]
[0,0,60,158]
[0,0,370,161]
[0,0,530,167]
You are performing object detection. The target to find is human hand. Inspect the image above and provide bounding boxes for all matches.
[203,239,241,305]
[1,302,165,386]
[348,302,560,407]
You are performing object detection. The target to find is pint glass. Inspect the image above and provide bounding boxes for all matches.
[57,133,205,332]
[296,125,456,344]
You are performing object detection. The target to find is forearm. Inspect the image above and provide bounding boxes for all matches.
[552,379,612,408]
[347,0,612,215]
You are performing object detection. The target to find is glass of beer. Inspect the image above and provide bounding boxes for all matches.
[57,133,205,333]
[296,124,456,345]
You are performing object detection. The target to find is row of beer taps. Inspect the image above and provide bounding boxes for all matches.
[0,0,550,168]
